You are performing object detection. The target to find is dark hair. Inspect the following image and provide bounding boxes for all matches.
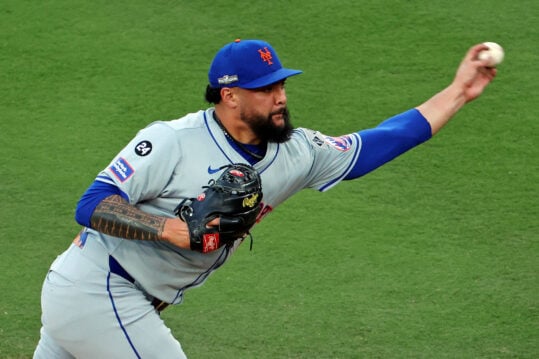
[205,85,222,104]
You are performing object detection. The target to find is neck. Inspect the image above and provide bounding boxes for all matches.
[213,112,266,161]
[213,110,260,145]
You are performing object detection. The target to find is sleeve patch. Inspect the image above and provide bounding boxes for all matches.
[324,135,353,152]
[135,140,153,156]
[109,157,135,182]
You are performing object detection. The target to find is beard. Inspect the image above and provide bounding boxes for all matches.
[241,107,294,143]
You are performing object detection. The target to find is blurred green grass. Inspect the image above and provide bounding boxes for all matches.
[1,0,537,358]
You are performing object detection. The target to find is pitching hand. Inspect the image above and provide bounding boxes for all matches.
[453,43,497,103]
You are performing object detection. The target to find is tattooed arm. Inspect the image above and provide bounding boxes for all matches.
[90,195,191,249]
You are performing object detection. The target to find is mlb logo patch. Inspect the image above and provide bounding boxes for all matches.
[109,157,135,182]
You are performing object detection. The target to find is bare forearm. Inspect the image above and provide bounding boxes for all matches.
[416,83,467,135]
[416,43,497,136]
[90,195,190,248]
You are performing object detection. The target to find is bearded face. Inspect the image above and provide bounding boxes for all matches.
[240,107,294,143]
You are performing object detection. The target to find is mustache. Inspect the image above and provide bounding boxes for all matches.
[270,107,288,118]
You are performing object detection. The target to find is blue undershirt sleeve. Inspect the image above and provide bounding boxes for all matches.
[74,180,129,227]
[345,108,432,180]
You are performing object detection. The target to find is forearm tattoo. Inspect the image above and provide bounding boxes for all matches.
[90,195,166,241]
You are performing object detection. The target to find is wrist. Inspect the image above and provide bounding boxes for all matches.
[162,217,191,249]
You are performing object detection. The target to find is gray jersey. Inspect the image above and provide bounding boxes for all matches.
[79,108,361,304]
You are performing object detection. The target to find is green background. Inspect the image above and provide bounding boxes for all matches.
[1,0,537,357]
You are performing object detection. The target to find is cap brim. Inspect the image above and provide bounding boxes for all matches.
[240,68,303,89]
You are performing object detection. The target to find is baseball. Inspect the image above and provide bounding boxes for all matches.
[478,42,504,67]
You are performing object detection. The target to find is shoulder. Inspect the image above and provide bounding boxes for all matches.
[162,110,209,131]
[138,110,210,140]
[126,110,209,153]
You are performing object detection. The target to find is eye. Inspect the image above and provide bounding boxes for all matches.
[255,81,286,93]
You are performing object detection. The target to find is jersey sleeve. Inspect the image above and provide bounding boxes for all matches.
[299,108,432,192]
[298,128,362,192]
[345,108,432,179]
[96,121,181,204]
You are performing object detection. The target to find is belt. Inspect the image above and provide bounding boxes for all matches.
[108,255,169,312]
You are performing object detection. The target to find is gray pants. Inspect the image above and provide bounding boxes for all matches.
[33,242,187,358]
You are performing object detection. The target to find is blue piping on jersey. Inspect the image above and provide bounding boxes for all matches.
[107,272,142,358]
[203,110,279,174]
[256,143,280,175]
[96,174,114,183]
[171,244,231,304]
[319,132,362,192]
[204,111,235,164]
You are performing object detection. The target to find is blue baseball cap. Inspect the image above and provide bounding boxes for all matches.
[208,39,302,89]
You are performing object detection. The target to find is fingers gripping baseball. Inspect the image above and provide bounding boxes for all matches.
[455,44,498,103]
[175,164,263,253]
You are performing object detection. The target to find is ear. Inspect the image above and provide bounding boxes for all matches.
[220,87,239,108]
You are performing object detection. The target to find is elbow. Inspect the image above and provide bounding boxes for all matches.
[74,181,118,228]
[75,199,93,228]
[73,179,127,228]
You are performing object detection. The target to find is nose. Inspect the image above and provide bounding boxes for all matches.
[274,86,286,105]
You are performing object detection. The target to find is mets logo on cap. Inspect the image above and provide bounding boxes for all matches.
[258,47,273,65]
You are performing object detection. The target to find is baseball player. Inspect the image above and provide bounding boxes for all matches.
[34,39,497,358]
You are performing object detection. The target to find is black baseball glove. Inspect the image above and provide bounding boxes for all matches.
[175,163,263,253]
